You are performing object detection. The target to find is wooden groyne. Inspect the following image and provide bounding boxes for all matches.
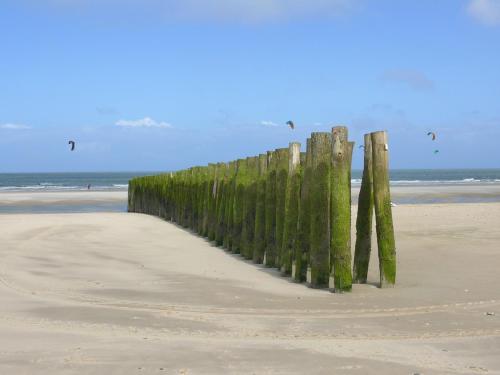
[128,128,396,290]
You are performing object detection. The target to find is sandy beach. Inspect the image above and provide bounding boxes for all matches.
[0,191,128,213]
[0,192,499,374]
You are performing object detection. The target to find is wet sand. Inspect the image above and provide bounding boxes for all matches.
[0,191,128,213]
[0,199,499,373]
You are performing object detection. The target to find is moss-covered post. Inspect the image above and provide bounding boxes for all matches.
[253,153,268,264]
[293,145,310,282]
[330,126,353,292]
[215,163,228,246]
[223,161,237,250]
[353,134,374,283]
[200,164,214,237]
[281,142,301,275]
[264,151,277,267]
[232,159,247,253]
[128,181,134,212]
[371,131,396,287]
[309,132,332,288]
[208,163,223,241]
[274,148,289,268]
[241,156,259,259]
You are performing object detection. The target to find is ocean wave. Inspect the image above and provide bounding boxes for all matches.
[349,178,500,186]
[390,178,500,185]
[39,182,63,186]
[0,184,129,192]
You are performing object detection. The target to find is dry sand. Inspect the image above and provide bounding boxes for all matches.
[0,199,499,374]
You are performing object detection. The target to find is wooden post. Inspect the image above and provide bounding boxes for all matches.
[330,126,353,292]
[128,181,134,212]
[253,153,268,264]
[232,159,247,253]
[281,142,301,275]
[207,163,221,241]
[371,131,396,287]
[223,161,237,250]
[294,142,311,282]
[264,151,277,267]
[309,132,332,288]
[241,156,259,259]
[214,162,227,245]
[353,134,374,283]
[274,147,289,268]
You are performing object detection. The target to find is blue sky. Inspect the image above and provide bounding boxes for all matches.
[1,0,499,172]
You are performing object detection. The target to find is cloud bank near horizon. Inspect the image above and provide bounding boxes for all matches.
[115,117,172,128]
[1,123,31,130]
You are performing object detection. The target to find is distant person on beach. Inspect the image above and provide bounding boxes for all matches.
[87,184,91,190]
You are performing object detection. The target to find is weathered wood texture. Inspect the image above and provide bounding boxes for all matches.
[309,132,332,288]
[294,140,311,282]
[371,131,396,287]
[264,151,277,267]
[281,142,301,275]
[253,154,268,263]
[353,134,374,283]
[330,126,352,292]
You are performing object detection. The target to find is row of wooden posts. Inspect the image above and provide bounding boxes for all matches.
[128,127,396,291]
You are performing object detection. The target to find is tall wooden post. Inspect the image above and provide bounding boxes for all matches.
[202,164,216,236]
[294,141,311,282]
[309,132,332,288]
[281,142,301,275]
[330,126,353,292]
[241,156,259,259]
[214,163,228,246]
[371,131,396,287]
[208,163,223,241]
[232,159,247,254]
[253,153,268,264]
[353,134,374,283]
[223,161,237,250]
[264,151,277,267]
[274,148,289,268]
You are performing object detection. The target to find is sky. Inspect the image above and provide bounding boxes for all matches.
[0,0,499,172]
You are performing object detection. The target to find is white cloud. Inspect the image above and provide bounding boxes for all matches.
[381,69,434,91]
[260,120,279,127]
[0,123,31,130]
[115,117,172,128]
[467,0,500,26]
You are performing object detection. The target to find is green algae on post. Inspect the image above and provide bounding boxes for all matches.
[371,131,396,287]
[353,134,374,283]
[294,140,312,282]
[241,156,259,259]
[281,142,301,276]
[274,148,289,269]
[253,154,268,264]
[223,161,237,251]
[309,132,332,288]
[330,126,353,293]
[264,151,277,267]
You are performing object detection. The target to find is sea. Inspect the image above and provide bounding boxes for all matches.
[0,169,499,213]
[1,169,500,192]
[0,172,154,192]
